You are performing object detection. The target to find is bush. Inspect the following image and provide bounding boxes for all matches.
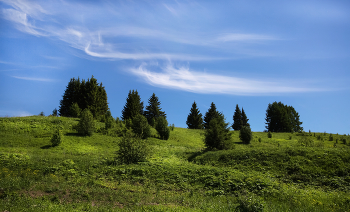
[204,115,233,150]
[297,136,314,147]
[50,129,63,146]
[240,125,252,144]
[329,134,334,141]
[77,109,95,136]
[267,131,272,138]
[116,131,150,164]
[132,114,151,139]
[70,102,81,118]
[155,116,170,140]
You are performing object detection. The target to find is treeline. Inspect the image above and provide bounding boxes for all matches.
[57,76,303,139]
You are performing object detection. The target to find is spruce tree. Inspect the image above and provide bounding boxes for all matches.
[232,104,242,131]
[121,90,144,121]
[265,101,303,132]
[204,113,232,150]
[155,116,170,140]
[186,101,203,129]
[144,93,166,126]
[203,102,220,129]
[241,107,250,127]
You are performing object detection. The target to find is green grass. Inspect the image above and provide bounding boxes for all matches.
[1,116,350,211]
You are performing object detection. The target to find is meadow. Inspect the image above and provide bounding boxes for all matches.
[0,116,349,211]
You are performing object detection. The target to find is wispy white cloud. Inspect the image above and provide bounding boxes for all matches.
[11,75,54,82]
[130,63,324,95]
[217,33,278,42]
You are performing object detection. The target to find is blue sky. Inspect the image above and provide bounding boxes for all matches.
[0,0,349,134]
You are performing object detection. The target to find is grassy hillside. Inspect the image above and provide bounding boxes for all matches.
[0,116,349,211]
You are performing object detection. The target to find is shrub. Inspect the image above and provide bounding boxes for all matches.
[329,134,334,141]
[155,116,170,140]
[240,125,252,144]
[39,111,45,116]
[77,109,95,136]
[50,129,63,146]
[258,137,262,143]
[132,114,151,139]
[116,131,150,164]
[52,108,58,117]
[288,135,292,140]
[70,102,81,118]
[297,136,314,147]
[342,138,347,145]
[267,132,272,138]
[204,115,233,150]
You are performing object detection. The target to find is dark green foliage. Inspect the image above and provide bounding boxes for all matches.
[265,101,303,132]
[50,129,63,146]
[204,102,220,129]
[267,132,272,138]
[297,136,314,147]
[241,108,250,128]
[104,114,115,130]
[77,109,95,136]
[69,102,81,118]
[116,131,150,164]
[52,108,58,117]
[204,114,233,150]
[132,114,151,139]
[186,101,204,129]
[144,93,166,127]
[39,111,45,116]
[121,90,144,121]
[155,116,170,140]
[232,104,242,131]
[240,125,252,144]
[329,134,334,141]
[59,76,109,118]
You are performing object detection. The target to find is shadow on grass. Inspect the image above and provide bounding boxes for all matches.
[65,132,84,137]
[40,144,53,149]
[187,149,209,162]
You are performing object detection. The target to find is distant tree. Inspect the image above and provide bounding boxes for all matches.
[144,93,166,127]
[186,101,204,129]
[59,76,109,118]
[232,104,242,131]
[132,114,151,139]
[155,116,170,140]
[121,90,144,121]
[77,108,95,136]
[265,101,303,132]
[52,108,58,117]
[204,113,233,150]
[104,110,115,130]
[39,111,45,116]
[203,102,220,129]
[239,125,252,144]
[241,108,250,128]
[70,102,81,118]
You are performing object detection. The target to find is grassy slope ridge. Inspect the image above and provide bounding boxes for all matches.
[0,116,349,211]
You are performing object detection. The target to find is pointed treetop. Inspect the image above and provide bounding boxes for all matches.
[186,101,204,129]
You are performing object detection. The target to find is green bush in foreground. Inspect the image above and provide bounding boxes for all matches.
[240,125,252,144]
[77,109,95,136]
[50,129,63,146]
[204,115,233,150]
[116,131,150,164]
[155,116,170,140]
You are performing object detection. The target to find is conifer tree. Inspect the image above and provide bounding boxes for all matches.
[144,93,166,126]
[186,101,203,129]
[204,113,232,150]
[241,107,250,128]
[265,101,303,132]
[121,90,144,121]
[232,104,242,131]
[204,102,220,129]
[59,76,109,118]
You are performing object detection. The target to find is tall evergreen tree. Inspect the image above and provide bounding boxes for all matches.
[203,102,220,129]
[186,101,203,129]
[232,104,242,131]
[265,101,303,132]
[241,107,250,127]
[204,113,232,150]
[121,90,144,121]
[144,93,166,126]
[59,76,109,118]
